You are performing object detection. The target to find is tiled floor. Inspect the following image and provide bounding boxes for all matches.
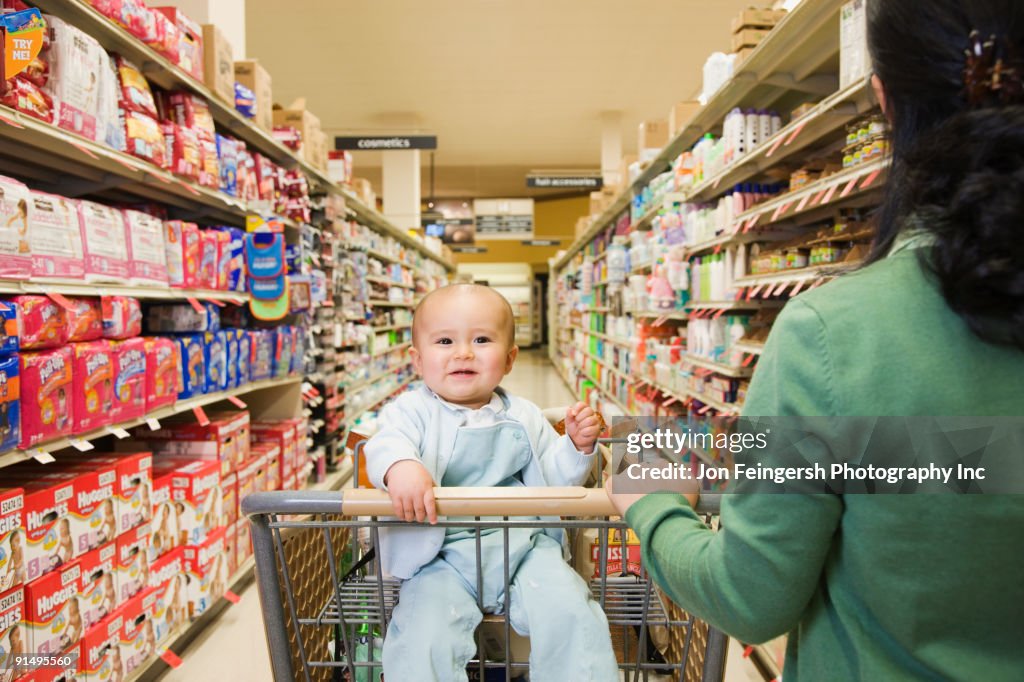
[161,349,763,682]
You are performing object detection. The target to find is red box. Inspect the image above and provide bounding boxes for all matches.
[115,522,150,604]
[147,546,185,645]
[262,449,280,492]
[182,526,226,619]
[220,472,237,528]
[143,337,180,411]
[19,474,76,582]
[20,649,81,682]
[251,421,295,481]
[65,461,118,558]
[24,559,82,655]
[78,541,118,631]
[110,337,147,423]
[146,410,250,476]
[0,488,25,594]
[223,521,237,576]
[0,586,24,676]
[152,7,203,80]
[79,451,153,536]
[148,465,179,562]
[80,609,124,682]
[235,457,257,518]
[171,460,220,546]
[281,472,297,492]
[233,519,251,568]
[115,586,158,677]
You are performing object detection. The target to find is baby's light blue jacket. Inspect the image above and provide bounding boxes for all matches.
[364,385,596,579]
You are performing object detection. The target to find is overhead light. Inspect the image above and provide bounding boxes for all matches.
[462,202,469,208]
[427,202,434,208]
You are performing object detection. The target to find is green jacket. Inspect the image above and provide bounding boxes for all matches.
[626,242,1024,681]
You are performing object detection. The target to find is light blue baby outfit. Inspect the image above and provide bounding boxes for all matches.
[366,387,619,682]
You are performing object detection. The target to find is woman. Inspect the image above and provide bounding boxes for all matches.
[608,1,1024,679]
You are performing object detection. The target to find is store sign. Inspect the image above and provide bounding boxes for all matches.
[522,239,561,246]
[526,175,603,189]
[2,9,46,80]
[450,246,488,254]
[473,199,535,240]
[334,136,437,150]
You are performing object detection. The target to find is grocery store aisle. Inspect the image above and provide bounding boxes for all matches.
[161,350,758,682]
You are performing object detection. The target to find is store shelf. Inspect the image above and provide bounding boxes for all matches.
[2,376,302,470]
[343,190,455,272]
[0,278,249,303]
[731,341,767,356]
[577,349,633,383]
[627,310,690,320]
[370,342,411,358]
[343,365,408,394]
[685,389,743,415]
[567,324,634,351]
[368,323,412,333]
[734,262,853,289]
[366,276,415,290]
[342,378,417,432]
[367,299,415,308]
[563,364,630,415]
[686,300,781,312]
[683,354,755,379]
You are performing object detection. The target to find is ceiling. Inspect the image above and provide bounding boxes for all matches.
[246,0,756,199]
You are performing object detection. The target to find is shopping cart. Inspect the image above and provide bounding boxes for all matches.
[243,471,727,681]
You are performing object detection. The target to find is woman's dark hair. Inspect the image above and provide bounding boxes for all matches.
[867,0,1024,348]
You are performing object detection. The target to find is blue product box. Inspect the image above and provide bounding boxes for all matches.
[221,228,246,293]
[0,354,20,453]
[237,330,252,385]
[273,326,293,379]
[176,334,207,399]
[216,134,238,197]
[0,302,18,358]
[292,327,305,375]
[250,330,273,382]
[225,329,239,390]
[204,331,228,394]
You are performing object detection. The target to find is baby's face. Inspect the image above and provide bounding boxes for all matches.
[411,288,517,408]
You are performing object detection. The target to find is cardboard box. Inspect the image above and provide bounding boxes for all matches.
[731,8,787,33]
[0,587,24,675]
[638,119,669,152]
[233,519,251,568]
[182,527,227,619]
[223,522,238,576]
[116,587,158,677]
[147,546,185,645]
[220,472,237,528]
[24,560,82,655]
[20,648,81,681]
[668,101,701,138]
[65,462,118,557]
[153,7,204,81]
[145,410,250,476]
[252,422,295,481]
[201,24,234,105]
[732,28,772,51]
[20,474,77,582]
[170,460,221,546]
[272,98,322,162]
[149,466,180,562]
[115,522,150,604]
[80,610,123,682]
[234,60,273,133]
[78,451,153,536]
[0,489,24,594]
[78,541,118,631]
[734,46,757,65]
[840,0,871,89]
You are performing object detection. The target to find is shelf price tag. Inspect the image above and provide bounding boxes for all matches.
[860,167,883,189]
[224,590,241,604]
[226,395,247,409]
[69,438,94,452]
[0,112,24,129]
[785,119,808,146]
[840,176,860,198]
[772,282,790,296]
[105,425,131,439]
[186,297,205,314]
[47,292,77,311]
[811,188,829,207]
[206,299,226,308]
[795,192,813,213]
[177,178,201,196]
[821,182,840,205]
[765,134,787,158]
[32,449,56,464]
[69,140,99,160]
[743,646,755,658]
[742,354,757,368]
[159,649,184,669]
[146,417,161,430]
[191,405,210,426]
[790,279,807,297]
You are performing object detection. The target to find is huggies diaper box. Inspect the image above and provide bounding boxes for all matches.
[115,587,158,677]
[223,521,237,577]
[78,541,118,631]
[219,472,237,529]
[74,451,152,537]
[147,466,179,562]
[115,523,150,604]
[251,421,295,482]
[146,546,184,645]
[80,609,122,682]
[0,489,25,594]
[14,474,76,582]
[24,560,82,655]
[143,411,249,475]
[170,461,220,547]
[65,461,118,557]
[0,587,25,679]
[182,526,226,620]
[233,519,251,568]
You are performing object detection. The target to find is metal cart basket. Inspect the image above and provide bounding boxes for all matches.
[243,485,727,682]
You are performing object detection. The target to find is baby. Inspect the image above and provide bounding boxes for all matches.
[365,284,618,682]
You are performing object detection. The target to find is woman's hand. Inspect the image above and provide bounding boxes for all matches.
[605,472,700,517]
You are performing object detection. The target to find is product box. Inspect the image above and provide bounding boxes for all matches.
[19,347,73,449]
[29,192,85,281]
[182,526,227,620]
[115,523,150,604]
[145,301,220,333]
[19,474,76,582]
[731,8,787,34]
[145,410,250,475]
[144,336,180,411]
[219,472,237,528]
[152,6,204,80]
[24,560,82,655]
[163,220,200,289]
[840,0,870,89]
[732,27,772,51]
[148,466,180,562]
[225,330,239,390]
[100,295,142,340]
[248,330,274,383]
[261,448,280,492]
[223,521,237,576]
[0,354,20,454]
[0,489,24,594]
[638,119,669,153]
[668,101,701,138]
[280,472,296,492]
[201,24,233,104]
[77,200,129,284]
[170,460,220,547]
[80,609,123,682]
[176,334,206,399]
[203,330,228,393]
[272,99,322,162]
[67,461,118,557]
[0,174,33,279]
[0,586,24,679]
[252,422,295,482]
[234,60,272,132]
[70,340,114,435]
[236,329,251,385]
[235,456,257,519]
[233,518,251,568]
[115,586,158,677]
[78,451,152,537]
[197,229,217,289]
[122,210,169,287]
[110,337,147,423]
[147,546,185,645]
[78,541,118,631]
[0,302,18,358]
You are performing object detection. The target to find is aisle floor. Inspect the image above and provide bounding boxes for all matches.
[161,349,761,682]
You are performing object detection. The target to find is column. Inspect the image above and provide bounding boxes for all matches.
[382,150,422,232]
[601,111,623,187]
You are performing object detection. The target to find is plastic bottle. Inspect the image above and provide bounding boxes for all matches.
[758,110,772,146]
[771,111,782,136]
[745,109,759,153]
[606,237,628,287]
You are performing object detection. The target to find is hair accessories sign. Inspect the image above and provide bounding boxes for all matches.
[1,9,45,82]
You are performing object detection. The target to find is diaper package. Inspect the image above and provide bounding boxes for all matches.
[164,220,200,289]
[203,331,228,394]
[101,296,142,340]
[273,326,294,379]
[43,15,105,141]
[65,296,103,342]
[218,227,246,292]
[19,346,74,448]
[77,200,129,283]
[0,174,33,279]
[176,334,205,399]
[0,354,20,453]
[215,134,239,197]
[97,53,127,152]
[225,330,238,389]
[162,121,202,181]
[14,295,68,350]
[249,330,273,381]
[121,107,168,169]
[197,229,218,290]
[236,329,251,386]
[144,337,179,411]
[0,72,54,123]
[144,302,220,333]
[71,339,114,435]
[115,55,158,117]
[0,303,17,357]
[213,230,231,290]
[111,337,147,423]
[123,210,169,286]
[29,191,85,280]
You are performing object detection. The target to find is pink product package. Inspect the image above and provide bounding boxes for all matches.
[102,296,142,340]
[123,209,169,286]
[71,339,114,435]
[13,294,69,350]
[214,230,231,290]
[77,200,130,283]
[196,230,218,290]
[65,296,103,343]
[164,220,200,289]
[29,191,85,280]
[43,15,104,141]
[0,174,33,279]
[19,346,74,448]
[111,337,147,423]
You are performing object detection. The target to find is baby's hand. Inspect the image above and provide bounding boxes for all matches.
[565,402,601,454]
[383,460,437,524]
